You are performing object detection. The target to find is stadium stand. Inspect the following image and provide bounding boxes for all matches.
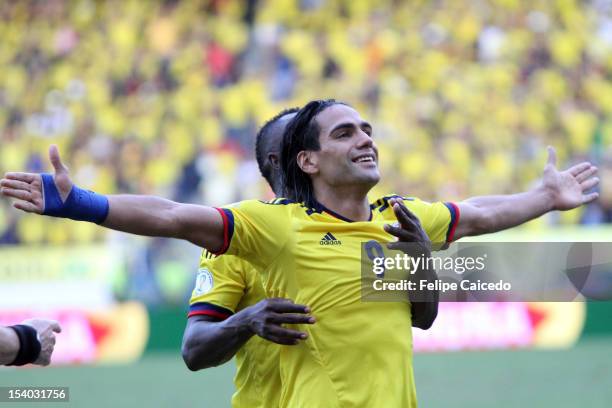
[1,0,611,302]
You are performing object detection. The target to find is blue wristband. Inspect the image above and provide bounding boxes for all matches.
[41,174,109,224]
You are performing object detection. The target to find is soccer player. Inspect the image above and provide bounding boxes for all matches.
[182,107,438,407]
[0,99,599,406]
[182,108,315,408]
[0,319,62,366]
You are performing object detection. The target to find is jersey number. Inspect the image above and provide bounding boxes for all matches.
[365,240,385,278]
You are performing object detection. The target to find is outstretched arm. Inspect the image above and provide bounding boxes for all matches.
[0,326,19,365]
[0,146,225,252]
[103,196,224,251]
[454,147,600,240]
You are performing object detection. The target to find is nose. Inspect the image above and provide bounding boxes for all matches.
[355,129,374,150]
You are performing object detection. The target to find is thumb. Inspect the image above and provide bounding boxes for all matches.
[49,320,62,333]
[49,145,68,175]
[546,146,557,168]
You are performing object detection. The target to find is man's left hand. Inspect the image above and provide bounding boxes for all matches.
[542,146,599,211]
[384,198,431,254]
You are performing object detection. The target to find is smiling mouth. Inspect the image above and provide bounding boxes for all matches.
[352,154,376,163]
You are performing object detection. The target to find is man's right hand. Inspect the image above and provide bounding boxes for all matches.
[243,298,315,345]
[20,319,62,366]
[0,145,73,214]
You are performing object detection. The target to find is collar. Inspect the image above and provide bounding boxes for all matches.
[312,200,373,222]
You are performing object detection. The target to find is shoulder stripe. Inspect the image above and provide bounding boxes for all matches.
[212,208,235,255]
[443,202,460,242]
[188,302,234,320]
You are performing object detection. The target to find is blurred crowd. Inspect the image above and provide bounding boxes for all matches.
[0,0,612,301]
[2,0,612,245]
[1,0,612,302]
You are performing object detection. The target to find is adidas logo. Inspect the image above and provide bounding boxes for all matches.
[320,232,342,245]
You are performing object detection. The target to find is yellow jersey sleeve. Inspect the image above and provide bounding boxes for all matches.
[214,199,293,269]
[404,198,459,244]
[374,194,459,244]
[188,250,250,320]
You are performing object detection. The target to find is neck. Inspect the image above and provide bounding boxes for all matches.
[270,174,283,198]
[313,182,371,221]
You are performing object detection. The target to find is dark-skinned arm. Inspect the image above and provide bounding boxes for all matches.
[182,298,315,371]
[384,198,438,330]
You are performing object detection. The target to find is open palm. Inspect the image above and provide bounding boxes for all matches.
[0,145,73,214]
[542,147,599,211]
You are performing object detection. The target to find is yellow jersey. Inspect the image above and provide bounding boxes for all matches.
[189,251,281,408]
[215,195,459,408]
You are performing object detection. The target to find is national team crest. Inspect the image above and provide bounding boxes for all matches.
[194,268,214,295]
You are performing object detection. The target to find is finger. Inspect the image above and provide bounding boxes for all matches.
[265,325,308,340]
[49,145,68,174]
[575,166,598,183]
[271,313,316,325]
[13,200,42,214]
[400,202,420,222]
[582,192,599,204]
[392,203,416,231]
[391,200,423,233]
[0,179,32,191]
[270,301,311,314]
[392,199,420,222]
[384,223,407,238]
[580,177,599,191]
[50,321,62,333]
[397,202,423,229]
[385,223,421,241]
[4,172,37,183]
[546,146,557,167]
[568,162,591,176]
[384,224,418,241]
[1,188,32,201]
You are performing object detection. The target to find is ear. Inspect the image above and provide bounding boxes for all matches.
[297,151,318,175]
[268,152,280,169]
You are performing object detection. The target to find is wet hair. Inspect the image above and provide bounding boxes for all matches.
[280,99,347,207]
[255,107,299,195]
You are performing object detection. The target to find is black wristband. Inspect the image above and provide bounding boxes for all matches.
[7,325,41,366]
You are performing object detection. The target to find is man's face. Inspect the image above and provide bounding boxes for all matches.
[306,104,380,189]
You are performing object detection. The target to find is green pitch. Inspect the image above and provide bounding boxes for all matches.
[1,337,610,408]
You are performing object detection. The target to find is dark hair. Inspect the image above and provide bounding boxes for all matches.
[281,99,346,207]
[255,107,300,193]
